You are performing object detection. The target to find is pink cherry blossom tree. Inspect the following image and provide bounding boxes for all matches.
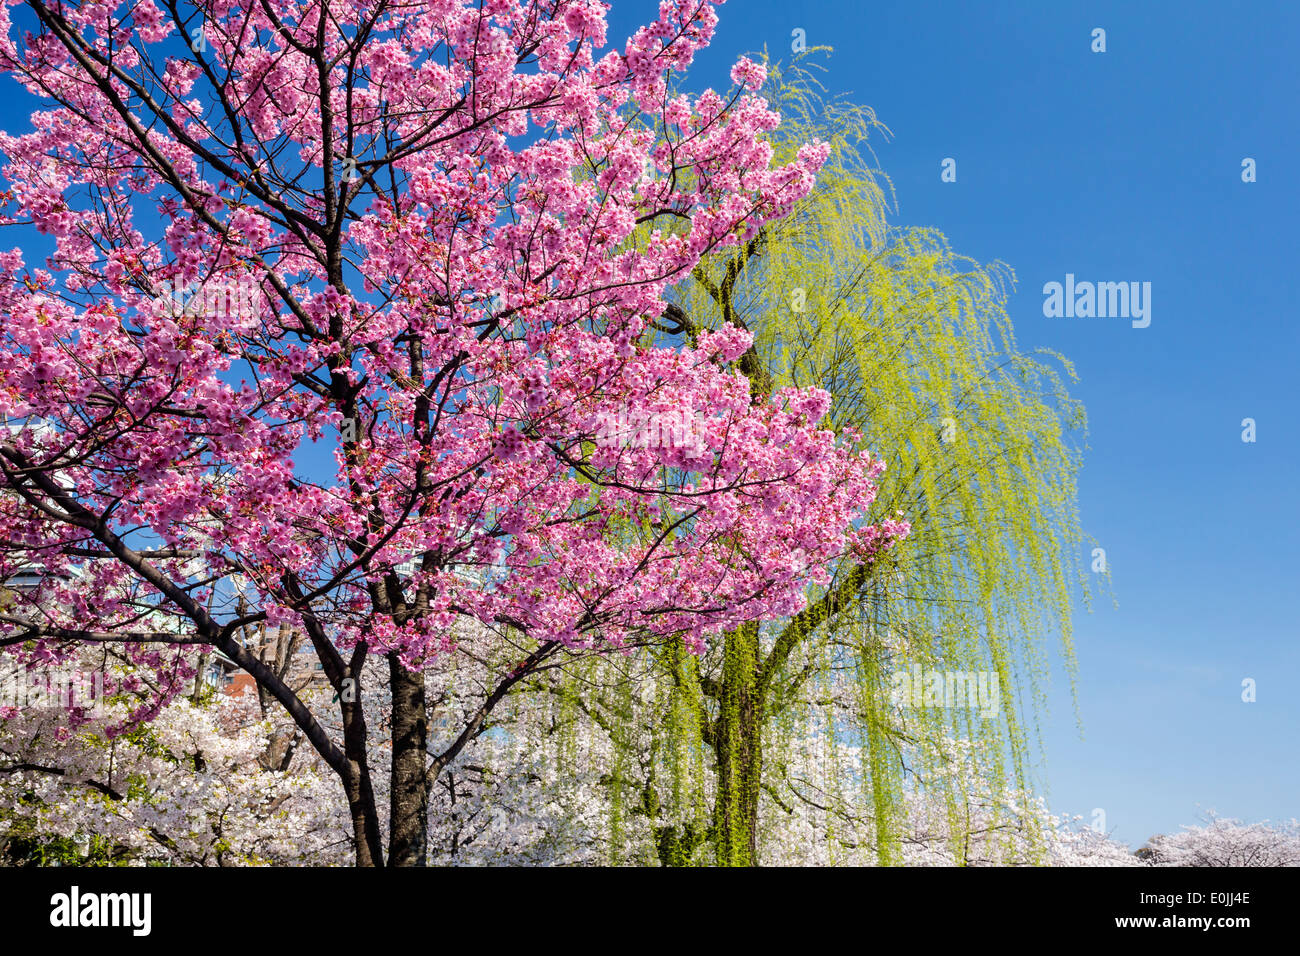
[0,0,903,865]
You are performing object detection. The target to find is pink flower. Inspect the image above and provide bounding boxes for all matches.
[730,56,767,92]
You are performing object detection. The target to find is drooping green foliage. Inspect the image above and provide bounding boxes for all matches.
[510,52,1097,866]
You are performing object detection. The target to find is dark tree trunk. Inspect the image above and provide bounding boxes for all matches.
[387,655,430,866]
[714,620,764,866]
[655,822,708,867]
[342,760,384,867]
[341,667,384,867]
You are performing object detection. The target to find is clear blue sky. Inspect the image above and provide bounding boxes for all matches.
[1,1,1294,850]
[644,0,1298,846]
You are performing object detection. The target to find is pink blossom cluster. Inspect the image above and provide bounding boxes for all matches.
[0,1,905,711]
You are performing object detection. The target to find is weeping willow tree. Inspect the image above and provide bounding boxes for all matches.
[510,53,1097,866]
